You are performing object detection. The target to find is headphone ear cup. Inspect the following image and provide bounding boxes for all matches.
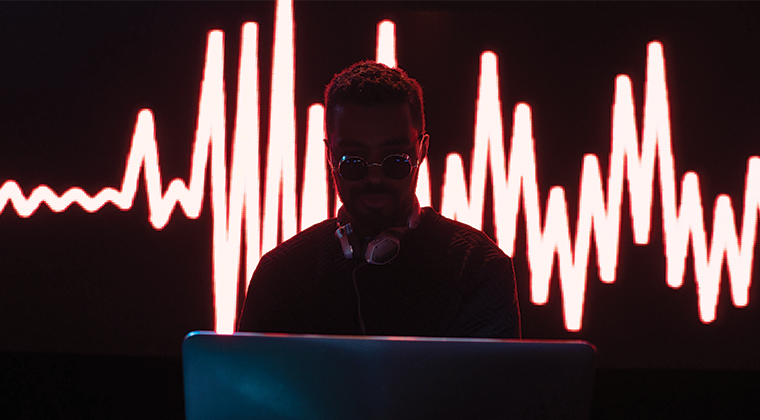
[336,201,421,263]
[335,206,355,259]
[364,229,403,265]
[335,223,354,259]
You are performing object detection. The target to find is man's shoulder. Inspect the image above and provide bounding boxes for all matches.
[422,208,507,255]
[259,218,337,264]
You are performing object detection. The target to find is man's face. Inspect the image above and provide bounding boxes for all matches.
[327,102,426,236]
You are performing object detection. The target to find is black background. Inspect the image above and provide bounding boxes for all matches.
[1,1,759,374]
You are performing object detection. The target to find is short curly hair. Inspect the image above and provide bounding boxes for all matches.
[324,61,425,139]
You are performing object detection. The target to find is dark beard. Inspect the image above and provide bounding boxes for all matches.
[340,186,415,237]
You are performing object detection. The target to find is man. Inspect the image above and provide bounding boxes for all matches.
[238,61,520,338]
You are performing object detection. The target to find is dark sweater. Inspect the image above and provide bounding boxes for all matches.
[238,207,521,338]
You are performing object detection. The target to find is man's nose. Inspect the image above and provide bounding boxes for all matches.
[365,162,385,184]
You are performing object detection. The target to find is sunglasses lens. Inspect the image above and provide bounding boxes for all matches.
[339,157,367,181]
[337,154,413,181]
[382,155,412,179]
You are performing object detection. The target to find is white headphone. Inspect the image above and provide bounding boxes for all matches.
[335,200,421,265]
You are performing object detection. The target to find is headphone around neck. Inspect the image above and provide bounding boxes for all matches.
[335,200,421,265]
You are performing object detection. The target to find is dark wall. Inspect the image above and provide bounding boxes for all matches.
[0,1,759,371]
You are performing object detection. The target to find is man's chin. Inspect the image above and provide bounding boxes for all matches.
[339,190,415,234]
[355,193,395,209]
[346,204,400,235]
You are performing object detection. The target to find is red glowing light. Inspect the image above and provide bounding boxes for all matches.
[300,104,329,231]
[261,0,298,260]
[442,42,759,330]
[1,0,757,333]
[376,20,397,68]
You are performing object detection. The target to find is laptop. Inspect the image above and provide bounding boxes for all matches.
[182,331,596,420]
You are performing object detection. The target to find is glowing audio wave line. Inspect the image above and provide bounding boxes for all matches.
[262,0,298,257]
[0,25,261,334]
[0,34,233,230]
[376,20,397,69]
[442,43,759,331]
[0,0,304,334]
[1,0,757,334]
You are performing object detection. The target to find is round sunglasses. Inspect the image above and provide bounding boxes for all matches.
[336,153,418,181]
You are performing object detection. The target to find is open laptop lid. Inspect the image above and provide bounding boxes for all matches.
[182,331,596,420]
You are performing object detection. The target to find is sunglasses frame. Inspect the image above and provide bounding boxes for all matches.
[334,153,419,182]
[335,153,418,181]
[327,134,428,182]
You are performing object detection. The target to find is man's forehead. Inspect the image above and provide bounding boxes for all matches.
[334,136,414,150]
[329,103,419,149]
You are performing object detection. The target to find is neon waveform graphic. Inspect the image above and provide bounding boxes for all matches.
[1,0,757,333]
